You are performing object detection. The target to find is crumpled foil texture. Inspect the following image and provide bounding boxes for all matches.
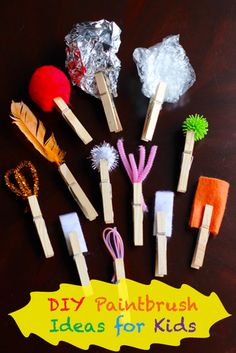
[65,19,121,98]
[133,35,196,103]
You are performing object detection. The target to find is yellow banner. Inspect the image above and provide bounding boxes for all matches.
[10,279,230,351]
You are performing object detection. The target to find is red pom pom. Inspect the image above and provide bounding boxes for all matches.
[29,65,71,112]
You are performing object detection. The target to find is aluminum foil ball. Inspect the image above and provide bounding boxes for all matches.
[65,19,121,98]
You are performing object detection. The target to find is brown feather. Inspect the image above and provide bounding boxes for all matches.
[10,101,65,165]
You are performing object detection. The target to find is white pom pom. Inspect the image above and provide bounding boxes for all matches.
[90,142,119,171]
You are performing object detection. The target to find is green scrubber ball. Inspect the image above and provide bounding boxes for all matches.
[182,114,208,142]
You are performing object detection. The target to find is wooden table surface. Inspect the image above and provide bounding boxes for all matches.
[0,1,235,352]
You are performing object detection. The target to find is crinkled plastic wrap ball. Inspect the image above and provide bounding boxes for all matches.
[133,35,196,103]
[65,19,121,98]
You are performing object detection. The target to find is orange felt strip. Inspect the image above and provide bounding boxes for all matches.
[189,176,229,235]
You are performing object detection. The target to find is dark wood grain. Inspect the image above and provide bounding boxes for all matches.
[0,0,235,352]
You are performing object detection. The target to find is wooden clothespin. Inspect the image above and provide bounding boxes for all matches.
[103,226,129,319]
[134,37,196,142]
[177,130,194,193]
[155,211,167,277]
[103,227,126,283]
[100,159,114,224]
[189,176,229,270]
[117,140,157,247]
[28,66,93,145]
[178,114,209,193]
[153,191,174,277]
[54,97,93,145]
[141,81,166,142]
[90,142,118,224]
[69,232,90,286]
[4,160,54,258]
[58,163,98,221]
[28,195,54,258]
[113,258,126,282]
[95,71,122,133]
[59,212,87,254]
[191,204,213,269]
[59,212,92,290]
[133,182,143,246]
[10,102,97,222]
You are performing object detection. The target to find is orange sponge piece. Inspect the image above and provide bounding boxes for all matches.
[189,176,229,235]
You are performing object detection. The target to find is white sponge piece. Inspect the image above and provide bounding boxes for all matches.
[154,191,174,237]
[59,212,87,255]
[133,35,196,103]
